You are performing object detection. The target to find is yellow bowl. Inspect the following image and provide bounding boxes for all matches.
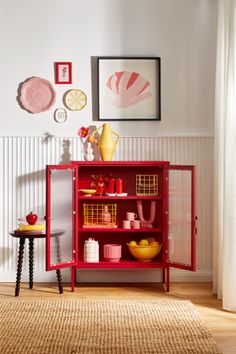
[127,244,162,262]
[79,189,97,196]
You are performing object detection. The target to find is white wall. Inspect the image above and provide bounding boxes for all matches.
[0,0,218,284]
[0,0,217,137]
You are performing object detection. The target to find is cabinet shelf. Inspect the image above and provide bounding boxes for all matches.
[78,195,162,200]
[78,227,162,233]
[76,260,164,269]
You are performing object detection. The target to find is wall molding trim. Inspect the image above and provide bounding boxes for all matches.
[0,269,212,284]
[0,136,213,282]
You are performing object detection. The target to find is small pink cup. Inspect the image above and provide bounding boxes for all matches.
[126,212,137,221]
[133,220,141,229]
[123,220,134,229]
[104,244,121,263]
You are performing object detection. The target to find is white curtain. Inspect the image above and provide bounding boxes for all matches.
[213,0,236,311]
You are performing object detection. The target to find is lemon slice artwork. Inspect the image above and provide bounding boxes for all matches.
[64,89,87,111]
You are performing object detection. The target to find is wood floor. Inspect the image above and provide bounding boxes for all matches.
[0,282,235,354]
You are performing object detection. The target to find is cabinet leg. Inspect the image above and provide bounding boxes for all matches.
[166,267,170,292]
[15,238,25,296]
[71,267,75,292]
[29,239,34,289]
[162,269,165,283]
[74,268,77,285]
[56,269,63,294]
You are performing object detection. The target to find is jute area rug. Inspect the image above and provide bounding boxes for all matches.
[0,298,221,354]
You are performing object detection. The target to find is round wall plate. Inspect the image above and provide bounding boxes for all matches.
[63,89,87,111]
[54,108,67,123]
[19,77,56,114]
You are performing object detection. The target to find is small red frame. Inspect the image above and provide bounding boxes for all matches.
[55,62,72,84]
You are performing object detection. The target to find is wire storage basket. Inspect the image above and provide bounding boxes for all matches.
[136,175,158,196]
[83,203,117,228]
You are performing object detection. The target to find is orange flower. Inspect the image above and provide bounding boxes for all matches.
[88,135,98,144]
[78,126,90,138]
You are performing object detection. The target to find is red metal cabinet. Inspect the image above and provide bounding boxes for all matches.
[46,161,196,291]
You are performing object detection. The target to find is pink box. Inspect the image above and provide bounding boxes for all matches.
[104,244,121,263]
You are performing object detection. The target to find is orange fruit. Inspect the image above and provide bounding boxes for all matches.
[129,240,137,246]
[149,240,159,247]
[139,239,149,246]
[147,237,155,244]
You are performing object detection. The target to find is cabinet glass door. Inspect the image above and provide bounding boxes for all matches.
[167,165,196,270]
[46,165,77,270]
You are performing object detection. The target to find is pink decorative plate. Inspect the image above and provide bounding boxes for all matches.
[19,77,56,113]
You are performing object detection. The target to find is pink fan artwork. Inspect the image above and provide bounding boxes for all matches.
[106,71,152,108]
[18,77,56,114]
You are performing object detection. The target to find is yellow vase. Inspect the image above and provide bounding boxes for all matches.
[92,123,120,161]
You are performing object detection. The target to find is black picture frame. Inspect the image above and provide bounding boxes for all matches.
[97,56,161,121]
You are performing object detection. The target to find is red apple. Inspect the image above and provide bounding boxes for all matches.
[26,211,38,225]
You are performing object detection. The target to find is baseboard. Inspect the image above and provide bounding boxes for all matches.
[169,269,212,282]
[0,269,212,283]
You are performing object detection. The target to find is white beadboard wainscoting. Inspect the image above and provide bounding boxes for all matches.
[0,136,213,283]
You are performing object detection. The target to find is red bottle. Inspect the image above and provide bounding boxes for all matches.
[116,178,123,194]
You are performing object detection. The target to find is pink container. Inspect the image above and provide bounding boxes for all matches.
[104,244,121,263]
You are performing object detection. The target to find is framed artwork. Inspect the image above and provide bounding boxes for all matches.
[97,57,161,121]
[55,62,72,84]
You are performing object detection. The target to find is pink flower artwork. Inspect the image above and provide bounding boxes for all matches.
[106,71,152,108]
